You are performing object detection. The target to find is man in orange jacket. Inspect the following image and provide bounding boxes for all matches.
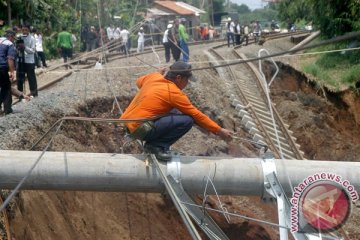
[120,61,232,161]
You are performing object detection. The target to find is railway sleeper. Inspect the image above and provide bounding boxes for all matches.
[240,87,263,95]
[239,109,294,143]
[250,126,300,148]
[236,77,257,83]
[241,114,288,146]
[237,109,250,118]
[231,99,244,107]
[245,100,269,112]
[254,139,296,160]
[252,106,292,132]
[245,121,257,130]
[266,137,301,158]
[232,101,250,111]
[241,91,265,102]
[251,134,297,159]
[235,78,259,86]
[253,133,265,142]
[250,129,293,152]
[236,82,260,92]
[254,111,295,137]
[241,115,254,126]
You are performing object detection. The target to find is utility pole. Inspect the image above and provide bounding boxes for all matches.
[1,150,359,196]
[207,0,214,26]
[7,0,12,27]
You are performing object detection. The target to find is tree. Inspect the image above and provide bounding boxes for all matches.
[311,0,360,38]
[277,0,312,24]
[230,3,251,15]
[239,8,278,25]
[277,0,360,38]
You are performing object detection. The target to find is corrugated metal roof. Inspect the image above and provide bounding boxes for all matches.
[175,2,206,15]
[154,1,201,15]
[147,8,174,16]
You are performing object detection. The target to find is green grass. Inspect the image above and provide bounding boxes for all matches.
[302,41,360,90]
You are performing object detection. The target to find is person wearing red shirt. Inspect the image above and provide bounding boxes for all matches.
[120,61,232,161]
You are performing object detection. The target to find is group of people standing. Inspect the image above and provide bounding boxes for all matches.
[106,25,130,54]
[105,19,192,63]
[0,24,41,115]
[196,25,216,41]
[162,18,190,63]
[226,18,263,47]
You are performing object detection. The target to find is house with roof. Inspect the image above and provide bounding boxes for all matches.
[146,0,206,39]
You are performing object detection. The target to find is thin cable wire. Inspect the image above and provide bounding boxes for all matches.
[180,201,290,230]
[43,45,360,74]
[146,19,189,60]
[0,121,64,212]
[143,19,162,64]
[96,1,123,114]
[0,55,84,212]
[203,175,231,223]
[45,30,360,73]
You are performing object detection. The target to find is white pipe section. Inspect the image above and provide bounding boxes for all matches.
[0,150,359,196]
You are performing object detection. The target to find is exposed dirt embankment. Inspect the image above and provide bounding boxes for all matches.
[266,62,360,161]
[265,61,360,238]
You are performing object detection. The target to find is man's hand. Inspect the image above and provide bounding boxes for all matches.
[217,128,233,142]
[9,72,14,80]
[23,94,31,101]
[17,43,25,51]
[157,66,167,75]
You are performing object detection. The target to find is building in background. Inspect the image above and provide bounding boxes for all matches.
[146,1,206,39]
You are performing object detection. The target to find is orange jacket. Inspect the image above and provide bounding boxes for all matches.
[120,72,221,134]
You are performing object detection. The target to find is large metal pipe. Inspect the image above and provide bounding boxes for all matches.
[0,150,359,196]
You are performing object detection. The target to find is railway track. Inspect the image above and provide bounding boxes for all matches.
[208,38,305,160]
[13,31,309,101]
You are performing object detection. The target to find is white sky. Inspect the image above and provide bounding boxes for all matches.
[231,0,266,10]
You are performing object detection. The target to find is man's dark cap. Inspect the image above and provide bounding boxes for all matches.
[167,61,196,82]
[5,29,16,37]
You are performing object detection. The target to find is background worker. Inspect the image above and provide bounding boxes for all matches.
[0,29,16,114]
[226,17,235,47]
[175,18,190,62]
[32,28,48,68]
[57,26,73,69]
[162,24,172,63]
[120,61,232,161]
[17,24,38,98]
[137,27,145,53]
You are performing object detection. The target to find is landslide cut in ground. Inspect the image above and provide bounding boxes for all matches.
[9,96,278,240]
[9,59,360,239]
[265,62,360,238]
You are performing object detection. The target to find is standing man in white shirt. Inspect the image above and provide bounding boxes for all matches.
[137,27,145,53]
[120,27,129,55]
[226,17,235,47]
[17,24,38,98]
[106,25,115,41]
[113,26,121,52]
[32,28,48,68]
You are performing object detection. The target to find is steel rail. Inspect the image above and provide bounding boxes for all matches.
[236,52,304,159]
[208,47,282,158]
[208,35,304,159]
[149,154,202,240]
[233,30,310,50]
